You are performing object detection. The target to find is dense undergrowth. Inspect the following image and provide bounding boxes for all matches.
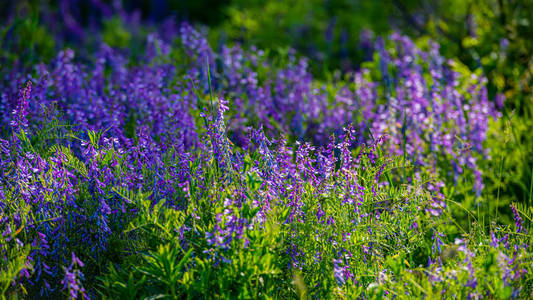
[1,3,532,300]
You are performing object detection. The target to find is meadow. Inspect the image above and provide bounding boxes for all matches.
[0,1,532,299]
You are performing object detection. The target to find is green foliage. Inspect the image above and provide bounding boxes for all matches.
[482,107,533,223]
[90,128,532,298]
[0,193,32,299]
[102,17,132,49]
[98,161,287,299]
[0,7,55,69]
[423,0,532,103]
[1,1,533,298]
[210,0,411,73]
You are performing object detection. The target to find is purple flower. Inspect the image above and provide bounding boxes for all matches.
[61,253,89,299]
[333,258,346,285]
[10,81,32,133]
[432,230,445,254]
[510,204,525,233]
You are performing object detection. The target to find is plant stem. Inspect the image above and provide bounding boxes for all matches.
[495,152,504,222]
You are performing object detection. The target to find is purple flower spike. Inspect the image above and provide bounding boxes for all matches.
[510,204,525,233]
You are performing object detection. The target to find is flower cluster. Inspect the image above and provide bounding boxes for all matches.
[0,18,530,300]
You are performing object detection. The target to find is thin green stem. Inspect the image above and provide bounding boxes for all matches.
[529,166,533,205]
[402,109,407,184]
[206,56,214,115]
[496,152,504,222]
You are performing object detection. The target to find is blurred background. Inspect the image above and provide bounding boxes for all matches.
[2,0,531,101]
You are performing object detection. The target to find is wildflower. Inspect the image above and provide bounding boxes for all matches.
[510,204,524,233]
[432,230,445,254]
[333,258,346,285]
[11,81,32,133]
[61,253,89,299]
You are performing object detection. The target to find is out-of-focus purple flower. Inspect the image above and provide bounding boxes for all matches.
[432,230,445,254]
[510,204,524,233]
[333,258,345,285]
[500,38,509,52]
[61,253,89,299]
[455,238,478,290]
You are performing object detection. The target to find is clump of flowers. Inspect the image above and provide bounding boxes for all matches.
[61,253,88,300]
[0,17,530,300]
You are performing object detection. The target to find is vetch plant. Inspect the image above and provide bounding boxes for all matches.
[0,18,530,300]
